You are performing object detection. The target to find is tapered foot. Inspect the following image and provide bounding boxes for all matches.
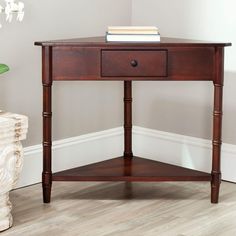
[43,186,52,203]
[211,172,221,203]
[211,185,220,204]
[42,172,52,203]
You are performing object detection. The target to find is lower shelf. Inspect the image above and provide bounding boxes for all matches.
[52,156,211,182]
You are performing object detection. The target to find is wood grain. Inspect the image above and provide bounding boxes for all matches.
[52,157,211,182]
[35,36,231,47]
[2,181,236,236]
[101,50,167,77]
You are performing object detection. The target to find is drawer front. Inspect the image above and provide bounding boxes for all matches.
[101,50,168,77]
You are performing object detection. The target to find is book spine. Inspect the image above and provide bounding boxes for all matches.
[106,33,160,42]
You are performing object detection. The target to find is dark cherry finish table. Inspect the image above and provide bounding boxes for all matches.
[35,37,231,204]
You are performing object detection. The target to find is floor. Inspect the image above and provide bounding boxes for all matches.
[2,181,236,236]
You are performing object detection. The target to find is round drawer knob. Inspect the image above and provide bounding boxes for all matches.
[130,60,138,67]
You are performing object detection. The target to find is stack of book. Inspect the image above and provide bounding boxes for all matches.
[106,26,160,42]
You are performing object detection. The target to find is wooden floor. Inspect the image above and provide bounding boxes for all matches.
[2,181,236,236]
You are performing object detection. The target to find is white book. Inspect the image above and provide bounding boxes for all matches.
[106,33,160,42]
[108,26,159,35]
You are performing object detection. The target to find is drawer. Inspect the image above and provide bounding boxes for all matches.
[101,50,168,77]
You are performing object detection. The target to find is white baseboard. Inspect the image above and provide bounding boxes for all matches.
[133,126,236,183]
[17,126,236,188]
[17,127,124,188]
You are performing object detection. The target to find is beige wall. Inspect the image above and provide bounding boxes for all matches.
[0,0,131,146]
[132,0,236,144]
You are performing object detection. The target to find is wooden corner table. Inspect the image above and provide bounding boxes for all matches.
[35,37,231,204]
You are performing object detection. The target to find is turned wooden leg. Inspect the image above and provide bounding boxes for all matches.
[42,86,52,204]
[211,47,225,204]
[42,82,52,204]
[124,81,133,158]
[211,84,223,203]
[42,47,52,203]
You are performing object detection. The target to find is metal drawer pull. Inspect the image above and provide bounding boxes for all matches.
[130,60,138,67]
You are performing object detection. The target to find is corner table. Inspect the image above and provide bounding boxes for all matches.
[35,37,231,204]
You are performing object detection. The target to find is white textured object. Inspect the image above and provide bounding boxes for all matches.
[0,112,28,232]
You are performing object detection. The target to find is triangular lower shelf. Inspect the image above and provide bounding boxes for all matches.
[52,156,211,182]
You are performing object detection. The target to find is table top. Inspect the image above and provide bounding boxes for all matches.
[35,36,231,47]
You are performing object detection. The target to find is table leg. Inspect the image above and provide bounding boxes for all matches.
[124,81,133,158]
[211,84,223,203]
[42,47,52,203]
[211,47,224,204]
